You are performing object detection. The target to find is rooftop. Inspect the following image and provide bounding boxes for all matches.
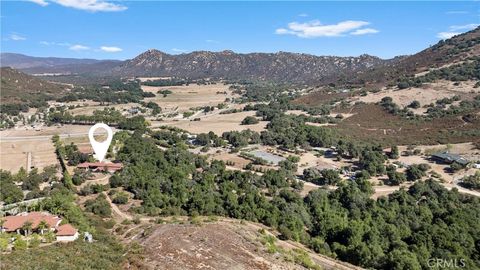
[432,152,469,165]
[56,224,78,236]
[77,162,123,169]
[1,212,61,232]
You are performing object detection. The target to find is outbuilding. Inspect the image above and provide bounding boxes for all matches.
[431,152,470,166]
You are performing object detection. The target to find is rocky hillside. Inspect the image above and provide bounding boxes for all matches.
[121,218,362,270]
[0,67,68,104]
[111,50,394,84]
[356,27,480,85]
[2,52,397,85]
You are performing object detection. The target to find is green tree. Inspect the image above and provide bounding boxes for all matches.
[241,116,259,125]
[390,145,399,159]
[21,221,33,236]
[38,220,49,234]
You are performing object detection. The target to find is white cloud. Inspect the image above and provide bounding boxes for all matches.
[351,28,379,35]
[298,13,308,17]
[9,34,26,41]
[100,46,122,52]
[205,39,219,43]
[7,33,27,41]
[29,0,127,12]
[171,48,187,53]
[446,11,468,15]
[437,32,461,39]
[275,20,378,38]
[40,41,71,46]
[28,0,49,6]
[69,44,90,51]
[437,23,479,39]
[449,23,479,31]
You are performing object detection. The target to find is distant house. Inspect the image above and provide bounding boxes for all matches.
[431,152,470,166]
[77,162,123,173]
[0,212,78,242]
[55,224,79,242]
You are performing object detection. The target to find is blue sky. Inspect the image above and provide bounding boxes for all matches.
[1,1,479,60]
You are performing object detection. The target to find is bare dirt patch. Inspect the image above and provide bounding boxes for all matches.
[0,139,57,173]
[142,83,237,113]
[154,111,267,135]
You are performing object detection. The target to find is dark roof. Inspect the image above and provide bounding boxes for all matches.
[431,152,469,165]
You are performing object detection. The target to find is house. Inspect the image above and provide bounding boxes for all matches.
[1,212,61,234]
[77,162,123,173]
[55,224,79,242]
[431,152,470,166]
[0,212,78,242]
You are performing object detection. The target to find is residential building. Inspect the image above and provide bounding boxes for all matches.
[77,162,123,173]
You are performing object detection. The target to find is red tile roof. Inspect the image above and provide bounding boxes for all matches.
[77,162,123,169]
[56,224,78,236]
[1,212,61,232]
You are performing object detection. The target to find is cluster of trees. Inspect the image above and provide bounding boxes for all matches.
[142,78,188,87]
[195,132,225,147]
[108,131,480,269]
[302,168,341,186]
[84,193,112,217]
[46,108,149,131]
[379,94,480,121]
[0,166,60,204]
[139,101,161,115]
[222,130,261,148]
[0,103,30,116]
[1,95,51,116]
[379,97,412,117]
[63,143,90,166]
[0,170,24,204]
[460,171,480,190]
[57,80,154,104]
[425,95,480,119]
[396,57,480,89]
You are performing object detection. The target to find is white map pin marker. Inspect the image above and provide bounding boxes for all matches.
[88,123,113,162]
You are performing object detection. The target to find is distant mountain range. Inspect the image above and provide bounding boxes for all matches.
[1,27,478,85]
[1,51,394,84]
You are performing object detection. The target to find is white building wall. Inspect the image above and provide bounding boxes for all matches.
[56,232,79,242]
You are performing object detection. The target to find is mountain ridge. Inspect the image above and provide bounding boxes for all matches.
[2,27,478,85]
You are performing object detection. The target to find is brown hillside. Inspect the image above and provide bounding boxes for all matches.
[0,67,68,104]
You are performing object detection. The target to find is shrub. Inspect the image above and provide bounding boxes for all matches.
[241,116,259,125]
[112,192,129,204]
[408,100,421,109]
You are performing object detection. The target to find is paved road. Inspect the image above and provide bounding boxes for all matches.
[1,130,118,142]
